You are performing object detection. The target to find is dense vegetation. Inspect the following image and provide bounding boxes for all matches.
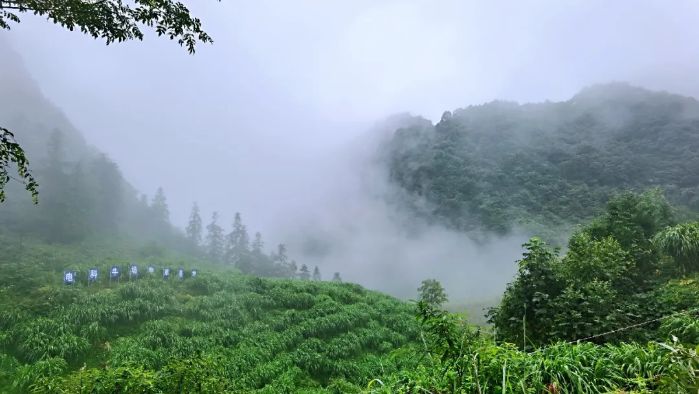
[370,191,699,393]
[385,83,699,236]
[0,237,417,393]
[488,189,682,347]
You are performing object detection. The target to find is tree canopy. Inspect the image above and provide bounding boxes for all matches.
[385,83,699,238]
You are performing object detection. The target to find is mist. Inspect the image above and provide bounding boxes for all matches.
[4,0,699,300]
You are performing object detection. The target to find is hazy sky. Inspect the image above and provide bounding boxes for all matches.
[4,0,699,298]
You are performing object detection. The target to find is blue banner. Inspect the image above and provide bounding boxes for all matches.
[63,271,76,285]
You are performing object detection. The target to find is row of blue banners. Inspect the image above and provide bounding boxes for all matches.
[63,265,197,284]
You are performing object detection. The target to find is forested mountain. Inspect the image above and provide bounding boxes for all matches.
[384,83,699,236]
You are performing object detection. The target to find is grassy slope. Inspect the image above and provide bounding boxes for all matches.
[0,236,419,393]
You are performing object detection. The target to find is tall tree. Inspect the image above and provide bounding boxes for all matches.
[150,187,170,225]
[312,266,321,281]
[0,0,215,203]
[87,154,122,235]
[205,211,224,263]
[298,264,311,280]
[252,232,264,255]
[332,272,342,282]
[185,202,203,247]
[289,260,298,278]
[225,212,249,265]
[417,279,448,309]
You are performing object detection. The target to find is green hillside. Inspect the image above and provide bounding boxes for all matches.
[384,83,699,238]
[0,236,418,393]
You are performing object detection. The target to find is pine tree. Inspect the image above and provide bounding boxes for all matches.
[206,211,224,263]
[225,212,250,265]
[332,272,342,282]
[87,154,122,235]
[299,264,311,280]
[252,232,264,255]
[312,266,321,281]
[289,260,298,278]
[274,244,288,264]
[151,187,170,225]
[185,202,203,247]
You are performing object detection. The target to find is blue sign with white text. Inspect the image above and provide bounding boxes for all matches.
[64,271,75,285]
[110,266,120,279]
[163,268,170,279]
[88,268,98,282]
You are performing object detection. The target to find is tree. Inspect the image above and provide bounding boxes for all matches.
[332,272,342,282]
[298,264,310,280]
[150,187,169,225]
[312,266,321,281]
[87,154,122,235]
[654,222,699,275]
[487,238,563,348]
[185,202,202,247]
[274,243,288,265]
[225,212,249,265]
[417,279,448,309]
[0,0,215,203]
[251,232,264,255]
[205,211,224,263]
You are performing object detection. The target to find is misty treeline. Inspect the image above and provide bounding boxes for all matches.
[184,206,337,281]
[386,83,699,237]
[0,126,338,281]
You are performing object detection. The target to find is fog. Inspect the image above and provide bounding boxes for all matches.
[4,0,699,300]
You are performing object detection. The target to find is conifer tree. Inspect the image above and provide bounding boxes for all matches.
[151,187,170,225]
[225,212,250,265]
[332,272,342,282]
[299,264,311,280]
[205,211,224,263]
[185,202,203,247]
[289,260,298,278]
[312,266,321,281]
[252,232,264,255]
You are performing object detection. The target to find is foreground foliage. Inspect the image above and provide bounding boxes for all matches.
[370,303,699,393]
[488,190,699,347]
[0,240,418,393]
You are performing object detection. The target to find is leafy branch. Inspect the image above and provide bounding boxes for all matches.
[0,0,216,54]
[0,127,37,203]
